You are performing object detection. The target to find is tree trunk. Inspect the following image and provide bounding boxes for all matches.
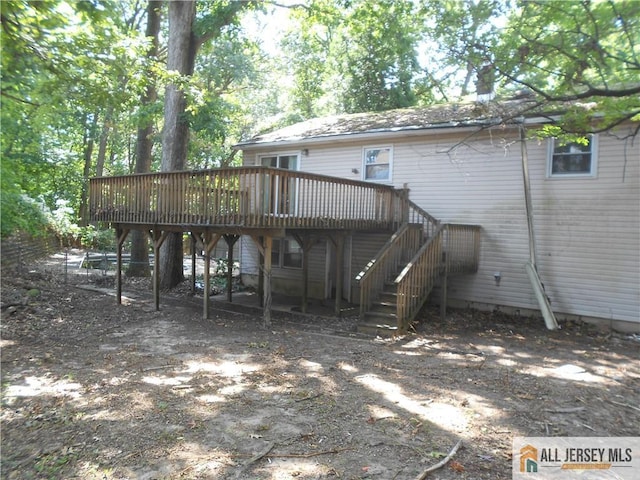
[95,106,113,178]
[128,0,161,278]
[78,113,99,226]
[159,0,197,289]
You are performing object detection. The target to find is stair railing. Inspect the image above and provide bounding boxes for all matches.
[395,223,481,332]
[443,223,481,274]
[356,192,441,320]
[405,199,440,239]
[356,223,422,318]
[392,188,440,238]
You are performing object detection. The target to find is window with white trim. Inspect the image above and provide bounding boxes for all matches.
[547,135,598,177]
[363,146,392,181]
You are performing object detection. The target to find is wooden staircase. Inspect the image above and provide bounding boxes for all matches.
[356,208,480,336]
[358,274,406,336]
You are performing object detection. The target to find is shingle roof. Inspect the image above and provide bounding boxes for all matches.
[236,97,555,147]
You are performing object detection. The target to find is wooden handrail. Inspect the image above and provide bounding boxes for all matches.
[443,223,481,274]
[394,223,481,332]
[405,198,440,238]
[394,224,445,332]
[355,191,441,320]
[356,223,422,317]
[89,167,403,231]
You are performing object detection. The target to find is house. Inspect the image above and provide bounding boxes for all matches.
[234,99,640,333]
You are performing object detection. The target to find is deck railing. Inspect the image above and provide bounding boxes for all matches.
[395,224,445,332]
[356,196,441,318]
[444,224,481,274]
[90,167,404,231]
[395,223,481,331]
[355,223,423,315]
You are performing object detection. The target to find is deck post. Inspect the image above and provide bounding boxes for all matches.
[292,233,313,314]
[223,235,239,302]
[263,235,273,327]
[440,261,448,321]
[115,227,130,305]
[148,230,169,311]
[202,233,222,320]
[334,233,344,316]
[190,233,197,294]
[258,238,264,307]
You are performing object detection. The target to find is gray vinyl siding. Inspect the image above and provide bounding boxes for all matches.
[392,126,639,324]
[239,123,640,325]
[531,131,639,323]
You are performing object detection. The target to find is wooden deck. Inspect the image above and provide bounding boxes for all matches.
[89,166,481,329]
[90,166,408,233]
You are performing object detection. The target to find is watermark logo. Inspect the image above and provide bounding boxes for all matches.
[513,437,640,479]
[520,445,538,473]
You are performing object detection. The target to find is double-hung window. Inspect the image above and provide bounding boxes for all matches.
[547,135,598,178]
[363,146,392,181]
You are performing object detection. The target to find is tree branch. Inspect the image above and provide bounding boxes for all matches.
[414,439,463,480]
[1,91,41,107]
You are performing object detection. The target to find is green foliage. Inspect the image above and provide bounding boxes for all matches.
[79,225,116,250]
[1,0,637,245]
[271,0,638,136]
[279,0,427,116]
[338,0,425,113]
[493,0,640,134]
[424,0,509,99]
[1,0,154,237]
[187,31,264,168]
[0,189,50,239]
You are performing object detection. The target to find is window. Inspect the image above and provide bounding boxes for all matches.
[548,135,598,177]
[261,154,298,170]
[363,146,392,181]
[259,153,300,214]
[282,238,302,268]
[271,237,302,269]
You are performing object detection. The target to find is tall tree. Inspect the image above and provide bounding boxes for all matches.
[425,0,507,99]
[339,0,425,113]
[1,0,154,241]
[159,0,256,289]
[128,0,162,278]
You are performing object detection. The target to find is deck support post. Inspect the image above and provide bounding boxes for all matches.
[223,235,239,302]
[292,233,315,314]
[148,230,169,311]
[250,235,272,326]
[263,236,273,327]
[440,256,448,321]
[115,227,130,305]
[257,237,264,307]
[201,232,222,320]
[334,233,345,317]
[190,233,197,294]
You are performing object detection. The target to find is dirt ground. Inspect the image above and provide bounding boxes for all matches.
[1,252,639,480]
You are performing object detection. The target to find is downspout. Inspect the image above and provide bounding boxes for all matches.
[519,124,559,330]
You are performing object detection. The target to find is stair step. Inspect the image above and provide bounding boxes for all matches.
[357,319,399,337]
[378,293,397,304]
[370,301,396,313]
